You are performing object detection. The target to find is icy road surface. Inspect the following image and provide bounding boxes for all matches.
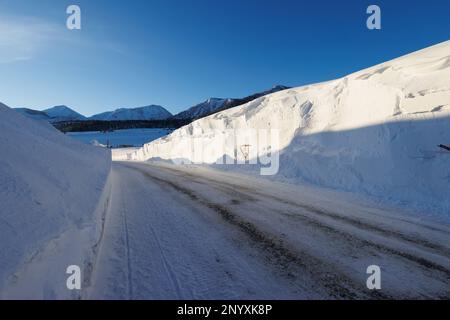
[88,162,450,299]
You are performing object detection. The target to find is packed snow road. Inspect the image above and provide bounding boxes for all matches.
[87,161,450,299]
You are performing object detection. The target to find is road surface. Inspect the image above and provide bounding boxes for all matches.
[87,161,450,299]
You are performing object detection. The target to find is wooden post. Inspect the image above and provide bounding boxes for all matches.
[240,144,251,161]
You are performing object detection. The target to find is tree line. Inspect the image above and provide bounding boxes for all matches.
[54,119,192,133]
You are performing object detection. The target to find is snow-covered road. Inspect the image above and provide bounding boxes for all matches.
[88,161,450,299]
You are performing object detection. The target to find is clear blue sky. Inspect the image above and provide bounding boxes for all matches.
[0,0,449,116]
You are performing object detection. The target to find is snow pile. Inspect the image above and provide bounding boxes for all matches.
[14,108,51,121]
[0,103,111,298]
[129,41,450,214]
[90,105,172,121]
[111,147,140,161]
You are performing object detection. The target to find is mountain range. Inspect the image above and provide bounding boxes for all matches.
[89,105,172,121]
[14,85,290,124]
[173,85,289,120]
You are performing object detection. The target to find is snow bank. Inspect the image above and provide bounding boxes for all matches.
[0,103,111,298]
[112,147,140,161]
[129,41,450,215]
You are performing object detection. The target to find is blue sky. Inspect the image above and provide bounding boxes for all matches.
[0,0,449,116]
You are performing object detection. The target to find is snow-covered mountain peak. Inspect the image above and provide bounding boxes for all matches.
[271,85,290,91]
[43,105,86,122]
[174,86,290,120]
[90,105,172,121]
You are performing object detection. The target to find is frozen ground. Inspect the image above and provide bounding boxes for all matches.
[68,128,173,148]
[87,161,450,299]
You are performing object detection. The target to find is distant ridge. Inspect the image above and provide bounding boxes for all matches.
[90,105,172,121]
[12,85,291,128]
[43,105,86,122]
[174,85,290,120]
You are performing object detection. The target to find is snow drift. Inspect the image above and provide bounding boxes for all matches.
[14,108,51,121]
[127,41,450,215]
[0,103,111,298]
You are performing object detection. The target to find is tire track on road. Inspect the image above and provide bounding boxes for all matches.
[160,164,450,287]
[123,164,389,299]
[154,165,450,261]
[146,223,184,299]
[120,190,134,299]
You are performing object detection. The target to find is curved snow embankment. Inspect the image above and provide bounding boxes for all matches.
[1,171,113,300]
[0,103,112,299]
[112,147,140,161]
[129,40,450,215]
